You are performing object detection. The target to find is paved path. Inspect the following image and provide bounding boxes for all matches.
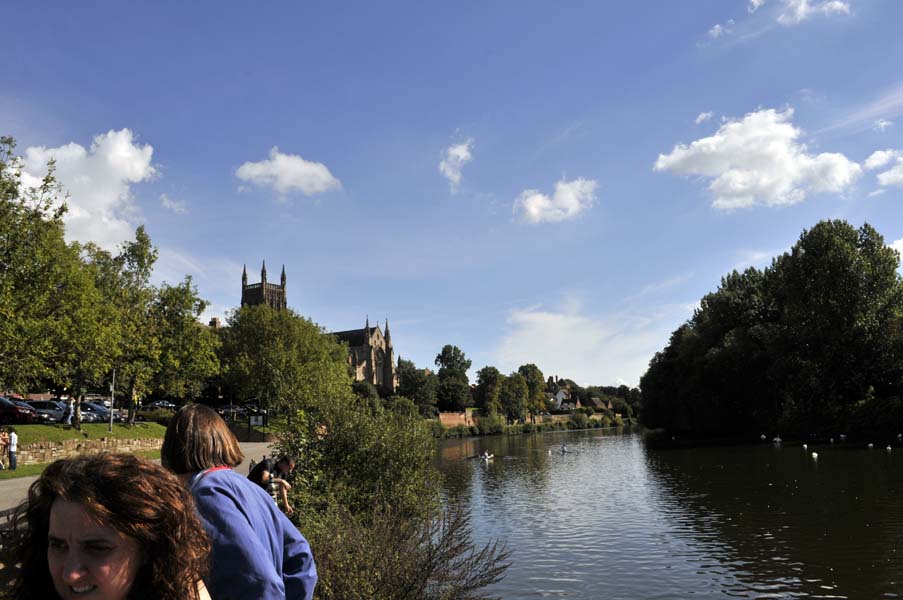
[0,440,275,511]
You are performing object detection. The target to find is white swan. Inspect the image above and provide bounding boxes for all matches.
[868,443,874,449]
[811,452,818,460]
[887,446,892,452]
[802,443,808,450]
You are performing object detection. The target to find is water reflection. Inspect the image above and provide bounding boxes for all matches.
[436,429,903,599]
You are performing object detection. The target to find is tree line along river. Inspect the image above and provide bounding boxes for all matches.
[437,428,903,599]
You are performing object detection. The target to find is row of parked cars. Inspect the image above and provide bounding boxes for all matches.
[0,397,122,424]
[215,403,268,420]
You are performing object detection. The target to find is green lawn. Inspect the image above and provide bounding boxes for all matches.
[0,449,162,481]
[12,422,167,445]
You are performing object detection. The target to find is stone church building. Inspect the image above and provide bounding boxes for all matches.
[240,262,397,395]
[331,317,398,396]
[241,262,287,310]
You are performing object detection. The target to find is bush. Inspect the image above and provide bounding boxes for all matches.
[135,408,173,426]
[427,420,445,439]
[569,412,588,429]
[522,422,534,433]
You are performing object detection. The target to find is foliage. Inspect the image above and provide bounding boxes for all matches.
[220,305,352,415]
[437,379,472,412]
[474,366,502,415]
[499,373,528,424]
[517,363,546,420]
[397,358,439,413]
[277,394,510,598]
[388,396,419,419]
[641,220,903,437]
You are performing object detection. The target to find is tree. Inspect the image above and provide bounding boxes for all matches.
[151,277,220,401]
[220,305,352,416]
[397,358,438,414]
[434,345,471,378]
[473,366,502,415]
[0,138,120,403]
[435,345,472,411]
[499,373,528,424]
[517,363,546,422]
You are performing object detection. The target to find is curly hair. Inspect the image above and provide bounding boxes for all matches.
[3,452,211,600]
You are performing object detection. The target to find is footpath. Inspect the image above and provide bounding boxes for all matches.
[0,441,274,512]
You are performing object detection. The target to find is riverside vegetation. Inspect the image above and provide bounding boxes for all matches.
[641,220,903,443]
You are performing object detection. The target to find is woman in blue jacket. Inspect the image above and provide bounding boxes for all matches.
[162,404,317,600]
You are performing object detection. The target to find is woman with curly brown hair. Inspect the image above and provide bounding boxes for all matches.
[3,452,211,600]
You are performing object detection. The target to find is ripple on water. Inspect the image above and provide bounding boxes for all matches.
[438,430,903,599]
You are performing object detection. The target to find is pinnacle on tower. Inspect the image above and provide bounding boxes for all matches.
[261,260,267,284]
[242,264,248,286]
[281,264,286,287]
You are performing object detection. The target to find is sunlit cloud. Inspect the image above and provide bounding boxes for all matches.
[20,129,156,251]
[655,107,861,209]
[236,147,341,196]
[513,177,597,224]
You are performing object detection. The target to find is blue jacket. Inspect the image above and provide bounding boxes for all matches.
[190,468,317,600]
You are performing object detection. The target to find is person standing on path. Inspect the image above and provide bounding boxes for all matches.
[162,404,317,600]
[8,427,17,470]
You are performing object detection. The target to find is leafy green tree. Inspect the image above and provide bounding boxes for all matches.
[396,358,438,414]
[151,277,220,401]
[474,366,503,415]
[435,345,472,411]
[220,305,352,415]
[434,344,471,378]
[499,373,528,423]
[517,363,546,422]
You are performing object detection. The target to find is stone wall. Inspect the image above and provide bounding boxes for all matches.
[15,437,163,466]
[438,411,477,428]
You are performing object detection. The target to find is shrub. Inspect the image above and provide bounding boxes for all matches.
[570,412,588,429]
[522,422,534,433]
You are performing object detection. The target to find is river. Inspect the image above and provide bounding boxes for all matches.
[437,428,903,599]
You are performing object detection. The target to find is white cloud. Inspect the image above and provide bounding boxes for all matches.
[513,177,597,224]
[160,193,186,214]
[236,147,341,196]
[20,129,156,250]
[695,111,714,125]
[492,296,692,387]
[868,189,887,197]
[654,108,862,210]
[892,238,903,256]
[777,0,851,25]
[864,149,903,187]
[874,119,894,132]
[708,19,735,38]
[438,139,474,191]
[749,0,766,13]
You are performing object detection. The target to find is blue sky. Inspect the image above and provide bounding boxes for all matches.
[5,1,903,386]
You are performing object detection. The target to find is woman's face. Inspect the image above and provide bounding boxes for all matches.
[47,499,143,600]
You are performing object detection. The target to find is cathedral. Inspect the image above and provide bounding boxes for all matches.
[241,262,287,310]
[240,262,397,395]
[331,317,398,396]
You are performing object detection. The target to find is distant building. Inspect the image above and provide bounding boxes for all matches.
[330,317,397,396]
[241,261,287,310]
[207,317,222,329]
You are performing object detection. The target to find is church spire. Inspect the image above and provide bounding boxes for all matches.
[261,260,267,285]
[281,264,286,287]
[242,264,247,287]
[385,318,391,345]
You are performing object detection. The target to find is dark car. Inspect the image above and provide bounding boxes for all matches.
[0,397,34,424]
[80,402,117,422]
[144,400,177,411]
[216,404,246,420]
[28,400,66,423]
[12,399,51,423]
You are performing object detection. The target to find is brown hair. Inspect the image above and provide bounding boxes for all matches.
[161,404,244,474]
[3,452,210,600]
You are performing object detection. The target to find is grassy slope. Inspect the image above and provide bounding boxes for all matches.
[12,422,167,445]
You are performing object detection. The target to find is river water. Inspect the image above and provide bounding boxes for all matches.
[437,429,903,599]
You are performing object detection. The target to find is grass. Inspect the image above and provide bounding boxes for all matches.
[12,422,167,445]
[0,449,162,481]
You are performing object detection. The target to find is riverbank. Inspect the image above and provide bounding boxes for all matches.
[430,415,637,439]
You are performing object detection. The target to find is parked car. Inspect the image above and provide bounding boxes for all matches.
[216,404,246,420]
[28,400,66,423]
[0,397,35,424]
[80,402,120,423]
[11,399,51,423]
[144,400,177,411]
